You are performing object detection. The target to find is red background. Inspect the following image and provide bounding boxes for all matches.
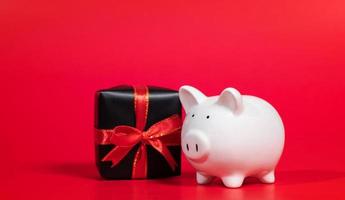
[1,0,345,199]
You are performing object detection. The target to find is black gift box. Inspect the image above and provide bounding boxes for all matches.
[94,85,182,179]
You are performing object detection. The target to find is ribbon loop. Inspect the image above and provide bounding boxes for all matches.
[111,126,142,147]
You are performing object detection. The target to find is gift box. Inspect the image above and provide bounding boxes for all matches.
[94,85,182,179]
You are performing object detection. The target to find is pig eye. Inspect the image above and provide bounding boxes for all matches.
[192,114,195,117]
[206,115,210,119]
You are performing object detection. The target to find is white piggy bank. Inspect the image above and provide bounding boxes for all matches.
[179,86,285,188]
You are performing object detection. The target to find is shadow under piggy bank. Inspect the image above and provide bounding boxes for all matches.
[157,169,345,187]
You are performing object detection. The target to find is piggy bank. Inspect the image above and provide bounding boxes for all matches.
[179,86,285,188]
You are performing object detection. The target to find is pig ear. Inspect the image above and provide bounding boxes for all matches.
[179,85,207,112]
[216,88,243,114]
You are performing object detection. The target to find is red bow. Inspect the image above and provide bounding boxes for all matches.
[96,115,181,178]
[95,86,181,179]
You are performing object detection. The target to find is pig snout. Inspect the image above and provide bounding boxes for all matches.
[182,130,210,162]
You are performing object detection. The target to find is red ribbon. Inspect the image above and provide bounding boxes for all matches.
[95,86,181,179]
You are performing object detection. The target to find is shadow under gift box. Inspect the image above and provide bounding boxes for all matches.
[94,85,182,179]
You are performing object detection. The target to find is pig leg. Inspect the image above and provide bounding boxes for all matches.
[196,172,213,184]
[258,170,275,184]
[221,174,245,188]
